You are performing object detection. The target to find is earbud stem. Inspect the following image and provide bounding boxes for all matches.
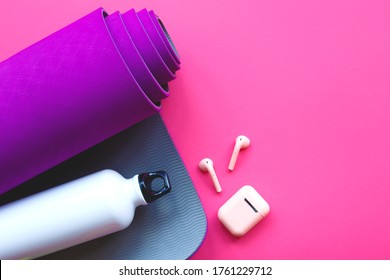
[228,145,240,171]
[210,170,222,193]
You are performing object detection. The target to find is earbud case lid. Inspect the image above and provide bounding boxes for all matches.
[218,185,270,237]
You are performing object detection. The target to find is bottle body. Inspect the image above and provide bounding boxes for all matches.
[0,170,146,259]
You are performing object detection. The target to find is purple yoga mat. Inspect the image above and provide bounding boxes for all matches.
[0,8,181,195]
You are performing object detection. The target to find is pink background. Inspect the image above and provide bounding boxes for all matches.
[1,0,390,259]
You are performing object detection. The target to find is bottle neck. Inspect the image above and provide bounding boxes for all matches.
[128,176,148,207]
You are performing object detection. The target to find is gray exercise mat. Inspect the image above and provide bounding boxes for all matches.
[0,114,207,259]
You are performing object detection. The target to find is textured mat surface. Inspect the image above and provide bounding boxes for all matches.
[0,114,207,259]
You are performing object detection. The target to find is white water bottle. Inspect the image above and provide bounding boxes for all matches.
[0,170,171,259]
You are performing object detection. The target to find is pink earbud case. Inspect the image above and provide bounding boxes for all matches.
[218,185,270,237]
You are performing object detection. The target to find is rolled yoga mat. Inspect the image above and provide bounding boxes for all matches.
[0,8,181,195]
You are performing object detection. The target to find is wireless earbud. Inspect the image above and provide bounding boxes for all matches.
[199,158,222,193]
[228,135,250,171]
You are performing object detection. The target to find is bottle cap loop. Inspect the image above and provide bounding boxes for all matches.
[138,171,172,203]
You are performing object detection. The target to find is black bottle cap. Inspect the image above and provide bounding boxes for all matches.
[138,171,172,203]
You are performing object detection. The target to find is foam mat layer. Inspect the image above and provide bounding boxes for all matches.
[0,114,206,259]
